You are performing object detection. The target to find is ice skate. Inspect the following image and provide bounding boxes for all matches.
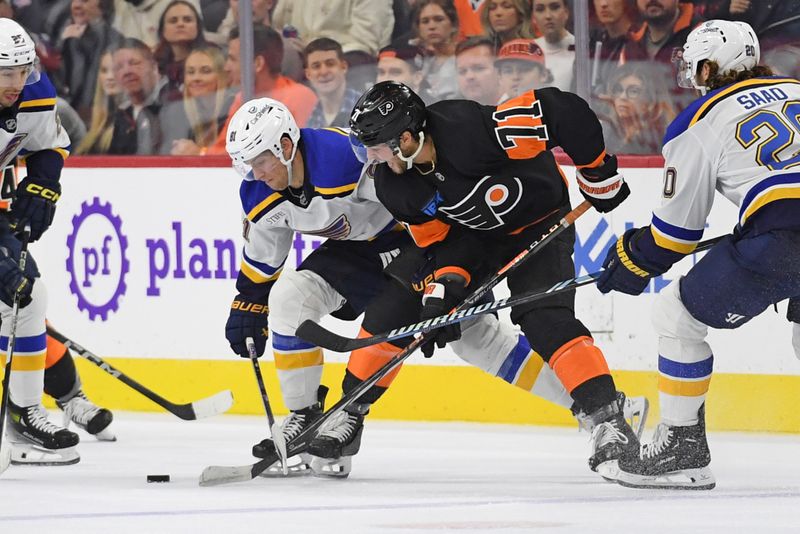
[8,401,80,465]
[618,391,649,439]
[584,399,640,480]
[616,405,715,490]
[308,404,366,479]
[253,386,327,477]
[57,390,116,441]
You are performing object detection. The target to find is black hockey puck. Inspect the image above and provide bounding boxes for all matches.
[147,474,170,483]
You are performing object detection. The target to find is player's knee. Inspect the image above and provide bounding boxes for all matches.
[652,278,708,341]
[17,280,47,324]
[268,270,311,334]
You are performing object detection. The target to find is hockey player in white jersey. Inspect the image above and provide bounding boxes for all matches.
[224,98,647,478]
[597,20,800,490]
[0,18,80,465]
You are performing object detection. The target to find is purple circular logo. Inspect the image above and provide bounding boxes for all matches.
[66,197,130,321]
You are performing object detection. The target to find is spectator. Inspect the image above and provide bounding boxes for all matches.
[304,38,361,128]
[160,44,234,154]
[589,0,636,94]
[414,0,460,101]
[208,24,317,154]
[599,62,675,154]
[272,0,395,89]
[199,0,227,35]
[495,38,552,102]
[76,50,120,154]
[393,0,482,44]
[58,0,122,121]
[375,44,436,103]
[109,38,166,154]
[113,0,201,48]
[533,0,574,91]
[455,35,500,104]
[56,96,88,146]
[153,0,207,102]
[693,1,800,52]
[480,0,534,51]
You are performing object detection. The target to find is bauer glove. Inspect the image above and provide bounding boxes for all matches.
[225,295,269,358]
[419,278,465,358]
[12,176,61,242]
[576,154,630,213]
[0,246,34,308]
[596,228,665,296]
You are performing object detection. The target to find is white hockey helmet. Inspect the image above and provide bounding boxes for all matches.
[675,19,759,94]
[0,18,40,85]
[226,97,300,180]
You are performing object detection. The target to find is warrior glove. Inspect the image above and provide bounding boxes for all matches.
[419,278,465,358]
[225,295,269,358]
[596,228,665,296]
[576,154,630,213]
[0,247,34,308]
[12,176,61,242]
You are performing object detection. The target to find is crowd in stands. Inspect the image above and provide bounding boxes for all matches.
[6,0,800,156]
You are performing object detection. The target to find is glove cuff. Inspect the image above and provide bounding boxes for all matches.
[421,282,445,306]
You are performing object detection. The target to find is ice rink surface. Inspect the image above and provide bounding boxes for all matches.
[0,412,798,534]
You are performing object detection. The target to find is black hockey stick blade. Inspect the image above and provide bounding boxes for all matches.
[297,234,727,352]
[46,325,234,421]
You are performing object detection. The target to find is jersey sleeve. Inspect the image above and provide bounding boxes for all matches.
[17,75,71,182]
[635,122,718,268]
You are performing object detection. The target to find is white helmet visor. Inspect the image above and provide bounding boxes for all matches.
[0,58,41,87]
[671,47,696,90]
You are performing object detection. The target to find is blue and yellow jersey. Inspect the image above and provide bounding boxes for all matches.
[638,76,800,267]
[235,127,397,300]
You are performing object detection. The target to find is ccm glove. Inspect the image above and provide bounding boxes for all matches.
[576,154,630,213]
[0,247,34,308]
[419,278,465,358]
[225,295,269,358]
[596,228,665,296]
[12,176,61,242]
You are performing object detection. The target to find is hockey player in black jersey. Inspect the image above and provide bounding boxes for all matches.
[349,80,639,477]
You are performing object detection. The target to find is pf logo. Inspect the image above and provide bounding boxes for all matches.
[439,175,523,230]
[378,101,394,116]
[66,197,130,321]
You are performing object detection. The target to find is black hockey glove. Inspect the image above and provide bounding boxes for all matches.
[0,247,34,308]
[596,228,665,296]
[576,154,630,213]
[419,279,466,358]
[12,176,61,242]
[225,295,269,358]
[788,297,800,360]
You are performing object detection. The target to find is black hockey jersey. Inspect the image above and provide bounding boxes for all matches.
[375,88,607,277]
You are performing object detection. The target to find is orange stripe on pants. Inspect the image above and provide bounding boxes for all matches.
[346,328,405,388]
[548,336,610,393]
[45,334,68,369]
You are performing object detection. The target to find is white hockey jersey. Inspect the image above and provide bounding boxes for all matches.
[236,127,397,299]
[0,73,70,209]
[646,76,800,258]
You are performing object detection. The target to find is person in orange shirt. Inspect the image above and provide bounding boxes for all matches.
[207,25,317,155]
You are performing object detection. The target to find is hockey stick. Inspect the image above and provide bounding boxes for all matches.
[245,337,288,475]
[0,225,31,476]
[45,325,234,421]
[198,200,592,486]
[297,234,728,352]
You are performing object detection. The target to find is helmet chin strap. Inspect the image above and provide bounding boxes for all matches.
[394,132,426,170]
[279,140,299,186]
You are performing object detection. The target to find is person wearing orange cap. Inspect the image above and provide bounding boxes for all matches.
[495,38,553,103]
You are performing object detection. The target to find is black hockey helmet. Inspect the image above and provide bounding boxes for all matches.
[349,81,427,148]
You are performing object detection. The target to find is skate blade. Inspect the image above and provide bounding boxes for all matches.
[11,444,80,466]
[257,458,312,478]
[310,456,351,479]
[616,466,716,490]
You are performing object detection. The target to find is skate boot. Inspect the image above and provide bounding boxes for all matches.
[57,390,115,441]
[585,400,640,480]
[8,400,80,465]
[253,386,327,477]
[307,403,367,479]
[616,405,714,490]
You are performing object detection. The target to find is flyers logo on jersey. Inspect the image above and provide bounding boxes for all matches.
[439,175,522,230]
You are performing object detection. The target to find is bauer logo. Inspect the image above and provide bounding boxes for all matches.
[66,197,130,321]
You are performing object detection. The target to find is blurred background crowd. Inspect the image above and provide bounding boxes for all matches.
[6,0,800,156]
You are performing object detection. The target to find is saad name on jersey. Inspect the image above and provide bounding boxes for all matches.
[736,87,789,110]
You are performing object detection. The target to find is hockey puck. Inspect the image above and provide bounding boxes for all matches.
[147,474,170,483]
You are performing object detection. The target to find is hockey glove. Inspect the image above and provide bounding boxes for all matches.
[12,176,61,242]
[419,279,465,358]
[576,154,630,213]
[0,247,34,308]
[596,228,665,296]
[225,295,269,358]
